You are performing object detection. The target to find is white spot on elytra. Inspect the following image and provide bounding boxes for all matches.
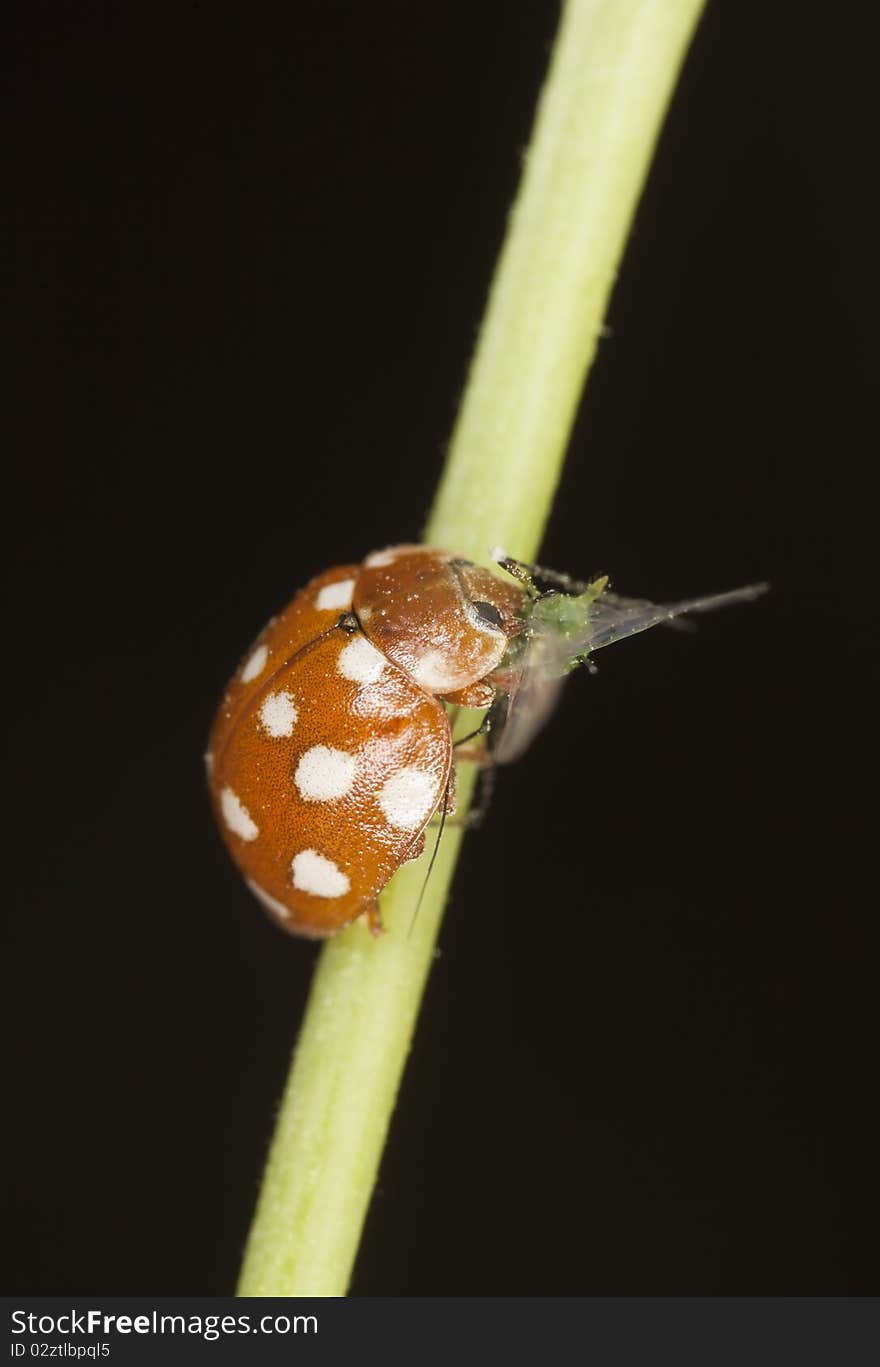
[220,786,258,841]
[337,635,386,684]
[315,578,355,611]
[358,605,373,621]
[378,766,437,830]
[204,751,214,776]
[241,643,268,683]
[294,745,357,801]
[246,879,291,921]
[410,649,462,692]
[259,691,298,738]
[291,849,350,898]
[364,548,399,568]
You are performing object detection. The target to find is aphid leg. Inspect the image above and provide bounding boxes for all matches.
[365,901,384,938]
[444,708,499,828]
[461,761,497,829]
[574,652,599,677]
[439,712,493,822]
[452,708,493,756]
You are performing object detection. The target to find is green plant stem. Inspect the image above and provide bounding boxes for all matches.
[237,0,705,1298]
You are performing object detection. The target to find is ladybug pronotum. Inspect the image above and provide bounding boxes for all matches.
[207,545,525,938]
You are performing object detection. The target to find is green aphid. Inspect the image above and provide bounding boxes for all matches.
[488,550,767,763]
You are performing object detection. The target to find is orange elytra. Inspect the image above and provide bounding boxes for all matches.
[206,545,525,938]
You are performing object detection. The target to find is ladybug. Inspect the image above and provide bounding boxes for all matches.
[207,544,766,938]
[207,545,526,938]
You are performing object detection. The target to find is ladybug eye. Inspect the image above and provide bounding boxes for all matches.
[470,600,504,629]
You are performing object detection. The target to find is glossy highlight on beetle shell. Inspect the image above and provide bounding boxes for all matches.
[206,546,526,938]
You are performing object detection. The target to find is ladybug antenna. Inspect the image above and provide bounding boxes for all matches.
[408,772,453,939]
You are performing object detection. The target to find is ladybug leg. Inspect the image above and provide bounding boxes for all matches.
[364,901,385,938]
[442,681,495,709]
[451,706,496,765]
[445,696,506,826]
[451,740,490,765]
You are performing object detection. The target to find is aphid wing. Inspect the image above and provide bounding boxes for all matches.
[492,670,567,765]
[585,583,768,652]
[210,630,451,937]
[491,626,571,765]
[492,581,768,764]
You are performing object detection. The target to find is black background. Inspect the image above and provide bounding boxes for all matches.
[5,2,876,1295]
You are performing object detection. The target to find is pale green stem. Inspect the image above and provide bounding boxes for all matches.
[237,0,705,1298]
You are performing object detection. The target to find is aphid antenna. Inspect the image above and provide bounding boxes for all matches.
[407,773,453,940]
[491,546,601,598]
